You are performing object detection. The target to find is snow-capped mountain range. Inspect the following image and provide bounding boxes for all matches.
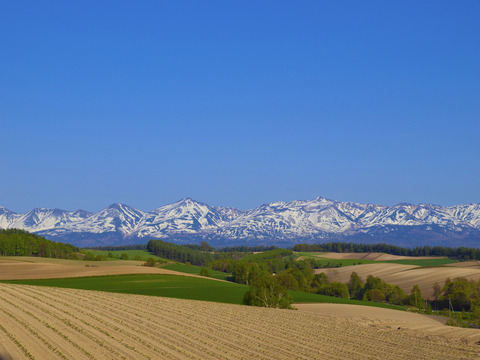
[1,197,480,247]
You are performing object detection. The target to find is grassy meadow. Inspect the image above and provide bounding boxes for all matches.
[383,258,458,266]
[161,263,233,281]
[294,252,458,267]
[1,273,406,310]
[2,274,247,304]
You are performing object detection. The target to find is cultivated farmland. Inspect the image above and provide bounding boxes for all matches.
[0,258,214,281]
[0,284,479,360]
[317,262,480,299]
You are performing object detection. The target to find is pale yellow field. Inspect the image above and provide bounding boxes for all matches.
[0,284,479,360]
[0,258,214,281]
[317,263,480,298]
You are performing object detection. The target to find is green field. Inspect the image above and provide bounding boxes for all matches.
[295,252,326,257]
[383,258,458,267]
[290,290,406,310]
[161,263,233,281]
[1,273,406,310]
[295,252,377,266]
[295,252,458,268]
[82,249,167,262]
[311,258,378,267]
[2,274,248,304]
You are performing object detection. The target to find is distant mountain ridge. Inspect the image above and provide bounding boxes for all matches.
[1,197,480,248]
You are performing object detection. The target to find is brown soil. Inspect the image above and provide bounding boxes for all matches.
[0,258,218,281]
[445,260,480,268]
[0,284,479,359]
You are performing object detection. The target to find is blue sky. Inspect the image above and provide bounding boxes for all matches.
[1,1,479,212]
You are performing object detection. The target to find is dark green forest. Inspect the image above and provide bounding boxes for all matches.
[0,229,78,258]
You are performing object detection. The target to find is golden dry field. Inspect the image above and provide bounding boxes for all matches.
[0,284,479,360]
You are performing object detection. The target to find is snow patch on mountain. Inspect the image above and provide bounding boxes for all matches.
[1,197,479,247]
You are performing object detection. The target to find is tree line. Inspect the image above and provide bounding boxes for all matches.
[0,229,78,259]
[432,277,480,312]
[293,242,480,260]
[147,239,213,266]
[216,245,279,253]
[84,244,147,251]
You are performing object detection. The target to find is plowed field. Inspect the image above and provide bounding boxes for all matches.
[0,258,218,281]
[0,284,479,359]
[317,263,480,299]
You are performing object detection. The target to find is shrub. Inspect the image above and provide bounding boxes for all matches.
[200,267,210,277]
[317,282,350,299]
[243,275,293,309]
[365,289,386,302]
[84,252,95,261]
[144,257,157,267]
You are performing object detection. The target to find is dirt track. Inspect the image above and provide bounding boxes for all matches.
[0,284,479,359]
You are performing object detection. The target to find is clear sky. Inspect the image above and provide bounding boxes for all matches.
[1,1,479,212]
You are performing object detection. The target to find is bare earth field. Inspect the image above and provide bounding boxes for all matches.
[0,258,213,281]
[0,284,479,360]
[317,263,480,298]
[446,260,480,269]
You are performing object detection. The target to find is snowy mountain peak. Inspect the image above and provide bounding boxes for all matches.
[106,203,134,211]
[314,196,333,203]
[1,198,480,247]
[0,206,14,214]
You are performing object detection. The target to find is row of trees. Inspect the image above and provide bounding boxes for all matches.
[433,277,480,312]
[217,245,279,253]
[147,239,213,266]
[293,242,480,260]
[0,229,79,259]
[83,251,132,261]
[84,244,147,251]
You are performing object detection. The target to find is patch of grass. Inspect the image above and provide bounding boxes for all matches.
[295,252,326,257]
[1,274,406,311]
[310,257,457,267]
[310,258,378,267]
[2,274,249,304]
[383,258,458,267]
[161,263,232,281]
[290,291,406,310]
[296,252,458,268]
[81,250,167,262]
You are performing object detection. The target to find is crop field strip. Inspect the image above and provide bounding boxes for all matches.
[0,284,478,360]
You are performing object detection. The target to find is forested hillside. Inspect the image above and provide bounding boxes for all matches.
[0,229,78,258]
